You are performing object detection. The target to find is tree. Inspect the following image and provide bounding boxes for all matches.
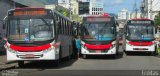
[55,5,70,17]
[154,13,160,27]
[72,14,82,22]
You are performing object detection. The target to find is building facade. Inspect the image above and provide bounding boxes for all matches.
[141,0,160,19]
[78,0,90,16]
[129,12,142,19]
[58,0,79,16]
[90,0,104,15]
[70,0,79,15]
[118,8,128,20]
[58,0,70,8]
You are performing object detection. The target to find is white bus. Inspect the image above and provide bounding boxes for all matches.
[80,14,119,58]
[3,8,76,67]
[123,18,157,55]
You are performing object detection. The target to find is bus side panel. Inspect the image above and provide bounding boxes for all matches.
[57,35,73,58]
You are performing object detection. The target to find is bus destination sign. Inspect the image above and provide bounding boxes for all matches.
[87,17,111,22]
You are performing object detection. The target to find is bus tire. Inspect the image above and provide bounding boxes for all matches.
[151,51,157,56]
[54,60,60,67]
[125,51,130,56]
[112,53,118,58]
[18,61,24,67]
[82,54,87,59]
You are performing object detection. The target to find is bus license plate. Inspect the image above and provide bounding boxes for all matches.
[134,48,148,50]
[96,50,101,53]
[25,54,34,58]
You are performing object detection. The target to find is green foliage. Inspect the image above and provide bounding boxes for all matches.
[72,14,82,22]
[154,15,160,26]
[157,48,160,54]
[55,6,70,17]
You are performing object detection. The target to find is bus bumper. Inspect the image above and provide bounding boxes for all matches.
[125,44,155,52]
[81,46,117,55]
[6,48,60,61]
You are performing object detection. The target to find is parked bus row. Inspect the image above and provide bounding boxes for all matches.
[2,8,79,67]
[1,8,158,67]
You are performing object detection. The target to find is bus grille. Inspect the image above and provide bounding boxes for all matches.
[17,54,43,59]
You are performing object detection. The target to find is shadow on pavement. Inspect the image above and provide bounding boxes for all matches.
[80,52,124,60]
[125,52,155,56]
[14,58,78,70]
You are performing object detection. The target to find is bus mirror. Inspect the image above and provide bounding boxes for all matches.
[2,16,7,29]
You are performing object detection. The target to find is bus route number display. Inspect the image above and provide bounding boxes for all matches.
[130,21,152,24]
[87,17,111,22]
[13,10,46,16]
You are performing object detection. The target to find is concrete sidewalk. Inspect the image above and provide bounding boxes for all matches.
[0,54,17,71]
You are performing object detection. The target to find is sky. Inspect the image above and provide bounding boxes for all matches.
[102,0,141,14]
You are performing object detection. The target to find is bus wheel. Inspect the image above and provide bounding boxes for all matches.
[54,60,60,67]
[18,61,24,67]
[151,51,157,56]
[125,51,130,56]
[82,54,87,59]
[112,54,117,58]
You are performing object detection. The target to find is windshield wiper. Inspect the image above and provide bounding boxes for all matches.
[40,18,51,26]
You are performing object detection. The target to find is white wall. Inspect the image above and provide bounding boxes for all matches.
[151,0,160,19]
[118,9,128,20]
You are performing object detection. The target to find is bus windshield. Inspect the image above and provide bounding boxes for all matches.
[8,18,53,41]
[127,25,154,41]
[82,23,116,41]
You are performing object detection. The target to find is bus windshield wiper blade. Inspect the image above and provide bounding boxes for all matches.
[41,18,51,26]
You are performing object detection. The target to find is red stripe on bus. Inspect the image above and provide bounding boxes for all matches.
[128,41,153,46]
[84,43,112,50]
[10,44,51,52]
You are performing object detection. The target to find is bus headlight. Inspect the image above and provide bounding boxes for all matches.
[110,41,116,49]
[81,41,87,49]
[82,44,87,49]
[7,46,16,53]
[43,47,52,53]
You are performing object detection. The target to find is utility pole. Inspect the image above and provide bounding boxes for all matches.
[140,0,145,18]
[133,0,138,18]
[150,0,153,19]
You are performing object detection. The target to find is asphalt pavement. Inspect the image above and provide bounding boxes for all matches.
[1,46,160,76]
